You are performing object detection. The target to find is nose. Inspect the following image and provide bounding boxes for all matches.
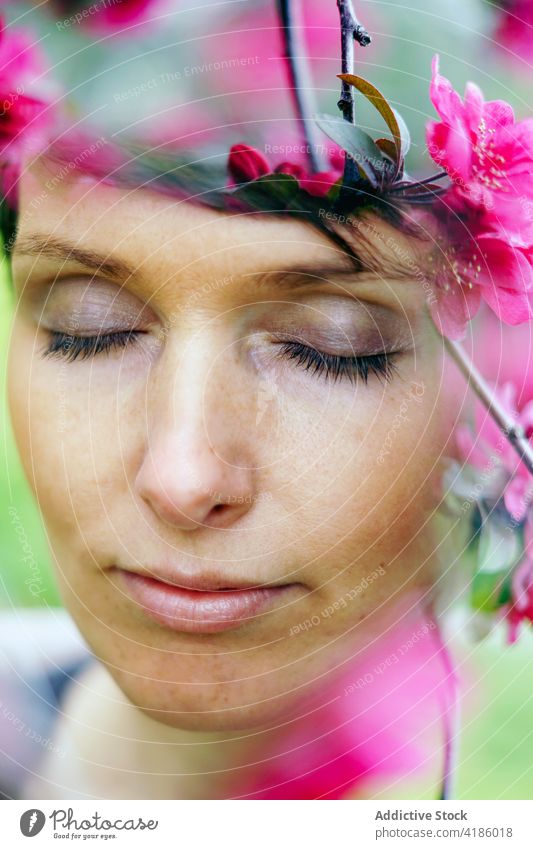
[135,428,255,530]
[134,344,256,531]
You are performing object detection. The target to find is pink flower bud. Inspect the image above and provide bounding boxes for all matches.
[227,143,270,185]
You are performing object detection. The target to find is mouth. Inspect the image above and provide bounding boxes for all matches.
[110,566,305,634]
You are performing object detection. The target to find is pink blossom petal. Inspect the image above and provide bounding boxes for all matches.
[519,399,533,434]
[511,557,533,614]
[471,382,518,467]
[477,237,533,293]
[464,81,484,134]
[274,161,306,180]
[504,475,530,522]
[0,20,57,169]
[54,0,168,34]
[429,55,465,124]
[456,425,490,469]
[430,279,481,340]
[483,99,516,128]
[235,595,457,799]
[298,170,340,197]
[493,1,533,66]
[426,121,472,180]
[481,284,533,325]
[427,55,533,255]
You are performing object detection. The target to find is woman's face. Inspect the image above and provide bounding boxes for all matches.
[8,157,454,731]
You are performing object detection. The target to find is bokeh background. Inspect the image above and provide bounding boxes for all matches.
[1,0,532,799]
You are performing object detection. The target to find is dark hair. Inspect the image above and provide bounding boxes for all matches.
[2,129,432,282]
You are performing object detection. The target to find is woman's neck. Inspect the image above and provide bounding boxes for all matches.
[31,659,286,800]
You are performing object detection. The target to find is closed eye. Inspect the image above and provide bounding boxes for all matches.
[277,341,399,384]
[41,330,144,362]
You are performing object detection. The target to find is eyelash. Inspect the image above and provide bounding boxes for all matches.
[276,341,398,384]
[41,330,143,362]
[41,331,399,384]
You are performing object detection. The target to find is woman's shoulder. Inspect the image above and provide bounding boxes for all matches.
[0,606,94,799]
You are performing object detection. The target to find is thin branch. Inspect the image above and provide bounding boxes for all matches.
[336,0,371,124]
[276,0,327,172]
[389,170,449,192]
[425,603,460,802]
[395,191,449,204]
[445,337,533,476]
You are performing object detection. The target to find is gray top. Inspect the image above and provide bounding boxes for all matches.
[0,608,93,799]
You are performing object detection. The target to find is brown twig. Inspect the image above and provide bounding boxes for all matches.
[336,1,371,188]
[445,337,533,476]
[336,0,371,124]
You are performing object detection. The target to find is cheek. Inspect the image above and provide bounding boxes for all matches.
[7,322,143,548]
[264,353,448,598]
[262,355,445,518]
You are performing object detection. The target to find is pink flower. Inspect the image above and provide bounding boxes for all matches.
[427,55,533,238]
[227,143,342,197]
[274,161,342,198]
[506,526,533,643]
[425,57,533,338]
[227,143,270,184]
[456,376,533,644]
[472,308,533,411]
[135,103,217,149]
[493,1,533,66]
[429,218,533,340]
[0,19,56,203]
[228,593,458,799]
[51,0,165,33]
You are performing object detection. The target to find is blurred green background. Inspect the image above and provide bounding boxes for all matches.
[0,263,60,611]
[0,0,532,800]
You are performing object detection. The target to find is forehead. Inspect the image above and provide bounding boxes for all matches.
[15,157,330,276]
[14,155,430,287]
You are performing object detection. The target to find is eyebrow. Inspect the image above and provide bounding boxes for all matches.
[265,262,413,286]
[12,234,417,292]
[12,235,136,281]
[248,256,419,299]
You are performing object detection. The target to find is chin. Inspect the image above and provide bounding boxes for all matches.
[139,704,277,733]
[108,665,314,733]
[126,683,301,732]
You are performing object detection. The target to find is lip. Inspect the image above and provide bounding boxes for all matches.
[112,567,303,634]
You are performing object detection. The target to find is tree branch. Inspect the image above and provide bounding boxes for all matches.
[276,0,327,172]
[336,0,371,124]
[445,337,533,476]
[336,0,371,189]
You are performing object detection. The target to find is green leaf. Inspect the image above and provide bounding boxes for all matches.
[470,513,521,613]
[375,138,402,181]
[375,138,396,161]
[471,570,513,613]
[230,172,301,209]
[315,113,386,189]
[476,513,521,576]
[392,107,411,160]
[325,176,343,202]
[338,74,408,177]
